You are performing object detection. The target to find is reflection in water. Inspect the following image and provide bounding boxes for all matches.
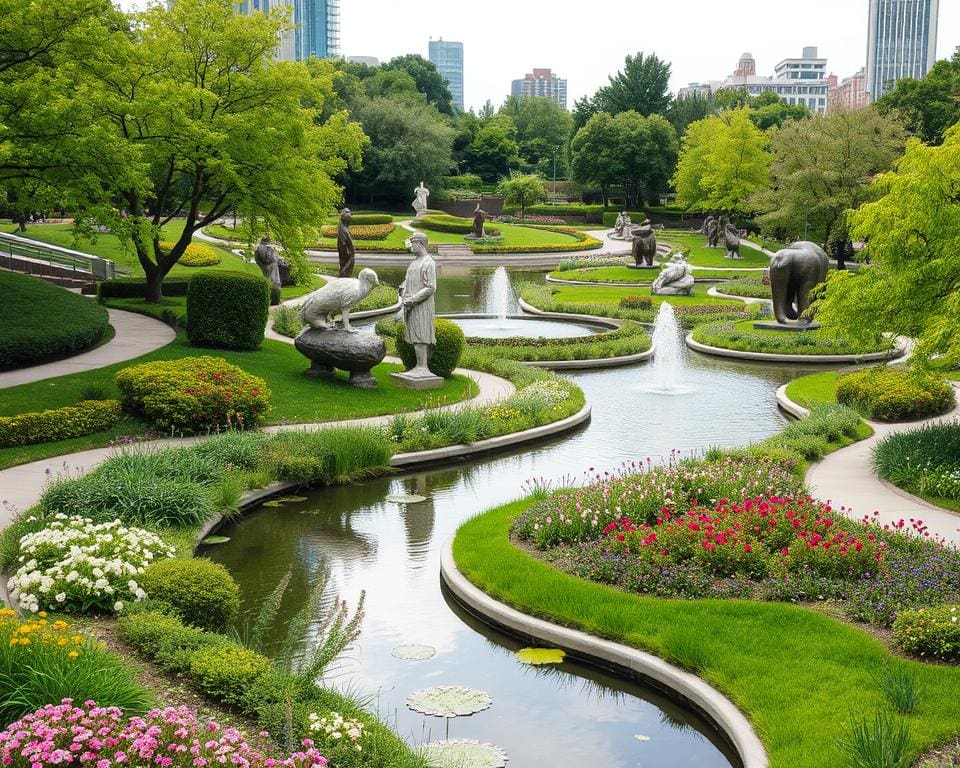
[204,268,829,767]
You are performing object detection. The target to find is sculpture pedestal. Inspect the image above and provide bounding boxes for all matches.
[627,264,660,270]
[294,328,386,389]
[390,370,444,390]
[753,321,821,332]
[653,286,693,296]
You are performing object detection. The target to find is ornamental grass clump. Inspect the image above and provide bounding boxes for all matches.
[872,422,960,501]
[0,610,152,722]
[0,701,329,768]
[7,515,173,614]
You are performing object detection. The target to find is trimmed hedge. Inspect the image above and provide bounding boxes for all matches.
[115,355,271,432]
[140,558,241,632]
[836,367,956,422]
[1,271,110,370]
[893,605,960,662]
[391,318,464,377]
[97,277,190,299]
[0,400,122,447]
[413,214,502,237]
[159,241,221,267]
[186,271,269,350]
[345,213,392,225]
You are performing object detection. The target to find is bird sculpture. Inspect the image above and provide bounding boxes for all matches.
[298,268,380,331]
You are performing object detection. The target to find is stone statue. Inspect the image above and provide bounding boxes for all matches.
[765,241,830,325]
[391,231,442,389]
[298,269,380,331]
[412,181,430,220]
[723,221,741,259]
[613,211,632,239]
[652,252,695,296]
[704,215,719,248]
[466,203,487,239]
[337,208,355,278]
[293,269,386,388]
[631,219,658,267]
[254,236,287,305]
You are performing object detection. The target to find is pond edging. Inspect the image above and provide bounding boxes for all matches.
[439,540,769,768]
[686,333,906,364]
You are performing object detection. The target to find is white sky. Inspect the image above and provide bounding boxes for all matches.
[341,0,960,112]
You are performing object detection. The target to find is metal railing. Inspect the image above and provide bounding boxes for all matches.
[0,231,119,281]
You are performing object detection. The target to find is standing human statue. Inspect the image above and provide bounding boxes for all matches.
[337,208,355,278]
[254,235,283,305]
[469,203,487,239]
[705,215,719,248]
[412,181,430,220]
[393,232,441,386]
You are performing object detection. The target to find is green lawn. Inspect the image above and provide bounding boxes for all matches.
[659,230,770,269]
[0,330,477,469]
[547,283,743,308]
[692,319,894,356]
[453,499,960,768]
[2,222,259,279]
[785,371,839,407]
[551,266,659,283]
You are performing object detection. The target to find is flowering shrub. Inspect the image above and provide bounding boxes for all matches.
[893,604,960,661]
[319,223,394,241]
[308,712,363,762]
[160,241,221,267]
[8,516,173,614]
[116,356,271,433]
[0,701,329,768]
[837,367,955,421]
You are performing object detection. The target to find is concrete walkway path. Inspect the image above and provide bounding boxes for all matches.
[807,387,960,545]
[0,308,175,390]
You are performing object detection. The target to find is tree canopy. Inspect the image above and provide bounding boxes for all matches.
[383,54,455,115]
[813,125,960,367]
[497,174,546,220]
[875,49,960,145]
[499,96,573,177]
[594,52,672,117]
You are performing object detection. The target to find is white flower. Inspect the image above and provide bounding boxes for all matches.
[55,592,66,603]
[114,601,125,612]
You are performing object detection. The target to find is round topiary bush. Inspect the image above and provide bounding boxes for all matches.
[159,241,221,267]
[394,318,464,378]
[836,367,955,421]
[139,558,240,631]
[186,271,269,350]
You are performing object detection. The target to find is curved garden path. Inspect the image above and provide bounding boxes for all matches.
[0,308,175,390]
[805,384,960,545]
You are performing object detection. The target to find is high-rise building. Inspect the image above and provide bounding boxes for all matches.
[865,0,939,100]
[236,0,340,62]
[428,38,464,111]
[510,69,568,108]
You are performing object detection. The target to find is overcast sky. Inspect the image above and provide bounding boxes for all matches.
[341,0,960,112]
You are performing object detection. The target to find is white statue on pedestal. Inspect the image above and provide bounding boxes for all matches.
[412,181,430,220]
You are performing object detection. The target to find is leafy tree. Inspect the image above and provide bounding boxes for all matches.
[595,52,672,117]
[875,50,960,145]
[667,92,717,135]
[383,54,454,114]
[813,125,960,366]
[570,112,620,206]
[672,109,771,212]
[363,68,422,101]
[499,96,573,176]
[478,100,496,120]
[751,108,906,242]
[497,173,546,221]
[572,96,598,132]
[614,112,678,207]
[466,117,520,182]
[749,91,811,130]
[351,97,455,203]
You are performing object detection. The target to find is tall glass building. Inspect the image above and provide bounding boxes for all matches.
[428,39,464,111]
[236,0,340,62]
[866,0,939,100]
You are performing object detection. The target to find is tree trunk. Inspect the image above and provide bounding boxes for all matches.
[144,263,163,303]
[15,215,27,232]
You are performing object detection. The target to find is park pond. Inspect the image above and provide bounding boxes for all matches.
[203,266,823,768]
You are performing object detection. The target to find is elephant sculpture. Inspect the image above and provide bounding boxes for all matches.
[766,241,830,325]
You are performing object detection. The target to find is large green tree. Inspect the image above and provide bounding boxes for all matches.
[813,125,960,366]
[667,92,717,136]
[751,108,906,242]
[672,108,771,212]
[497,173,546,221]
[613,112,678,207]
[595,52,672,117]
[383,54,454,115]
[466,117,520,182]
[570,112,620,206]
[499,96,573,177]
[875,50,960,145]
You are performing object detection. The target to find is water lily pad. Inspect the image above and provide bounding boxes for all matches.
[634,734,651,742]
[385,494,428,504]
[516,647,565,666]
[420,739,508,768]
[406,686,492,718]
[392,643,437,661]
[201,536,230,545]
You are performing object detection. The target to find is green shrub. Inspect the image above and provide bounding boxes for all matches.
[192,430,271,472]
[186,271,269,350]
[0,271,110,370]
[838,710,912,768]
[271,304,304,338]
[188,643,272,709]
[115,355,271,433]
[393,318,464,377]
[893,605,960,661]
[346,213,392,225]
[97,277,190,299]
[619,295,653,310]
[118,608,228,672]
[0,400,122,447]
[837,367,955,421]
[140,558,241,631]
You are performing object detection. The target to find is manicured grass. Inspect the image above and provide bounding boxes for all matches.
[659,230,770,269]
[547,283,743,308]
[453,499,960,768]
[3,222,259,279]
[692,319,895,357]
[550,266,659,283]
[785,371,839,407]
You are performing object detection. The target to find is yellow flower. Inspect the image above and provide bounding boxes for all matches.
[58,638,68,646]
[8,639,17,647]
[37,611,47,618]
[68,650,79,659]
[19,637,30,646]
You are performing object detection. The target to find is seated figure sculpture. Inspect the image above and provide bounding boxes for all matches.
[652,252,695,295]
[631,219,658,266]
[613,211,632,239]
[298,268,380,331]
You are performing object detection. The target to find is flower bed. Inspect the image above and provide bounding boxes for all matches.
[837,367,955,421]
[318,223,394,240]
[160,241,221,267]
[873,422,960,504]
[894,604,960,662]
[7,515,173,614]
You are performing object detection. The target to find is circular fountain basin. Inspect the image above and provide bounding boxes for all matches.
[444,313,610,339]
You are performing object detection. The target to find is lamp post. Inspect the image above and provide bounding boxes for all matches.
[552,147,558,200]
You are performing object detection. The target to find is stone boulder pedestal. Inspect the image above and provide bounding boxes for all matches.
[294,328,386,389]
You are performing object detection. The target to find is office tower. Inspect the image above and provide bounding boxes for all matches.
[865,0,939,99]
[429,38,464,111]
